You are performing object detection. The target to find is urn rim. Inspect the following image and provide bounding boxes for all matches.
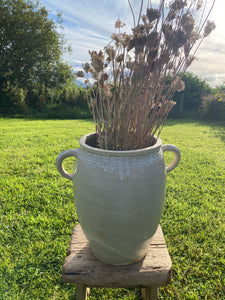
[79,132,162,157]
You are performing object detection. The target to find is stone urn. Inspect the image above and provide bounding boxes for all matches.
[56,133,180,265]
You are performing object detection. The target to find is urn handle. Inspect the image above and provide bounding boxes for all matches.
[56,149,79,180]
[162,144,181,173]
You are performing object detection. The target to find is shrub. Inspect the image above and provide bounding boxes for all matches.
[201,93,225,121]
[0,81,28,114]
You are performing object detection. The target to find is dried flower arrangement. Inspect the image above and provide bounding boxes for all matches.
[78,0,215,150]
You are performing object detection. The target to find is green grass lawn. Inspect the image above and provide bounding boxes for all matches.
[0,118,224,299]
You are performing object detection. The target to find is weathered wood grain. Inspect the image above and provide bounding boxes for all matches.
[141,286,158,300]
[75,284,89,300]
[62,224,172,288]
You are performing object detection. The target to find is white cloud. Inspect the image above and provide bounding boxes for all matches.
[42,0,225,87]
[61,26,110,64]
[189,31,225,86]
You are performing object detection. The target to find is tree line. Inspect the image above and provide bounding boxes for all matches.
[0,0,224,121]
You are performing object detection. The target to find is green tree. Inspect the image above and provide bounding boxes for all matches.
[0,0,72,112]
[172,72,212,113]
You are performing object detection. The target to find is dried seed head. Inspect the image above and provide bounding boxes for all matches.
[92,72,100,80]
[172,77,185,91]
[196,0,203,10]
[82,62,91,73]
[104,84,112,98]
[146,8,160,23]
[132,24,145,38]
[204,20,216,37]
[162,24,174,43]
[175,29,187,45]
[105,46,116,62]
[76,70,84,77]
[181,13,195,35]
[121,33,131,48]
[111,33,120,48]
[141,14,147,26]
[89,67,95,75]
[170,0,187,11]
[142,14,154,31]
[89,50,104,73]
[100,73,109,82]
[115,19,125,28]
[165,100,176,111]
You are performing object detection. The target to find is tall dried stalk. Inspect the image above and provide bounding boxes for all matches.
[79,0,216,150]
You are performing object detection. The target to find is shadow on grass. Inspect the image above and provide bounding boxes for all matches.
[208,122,225,144]
[165,117,211,128]
[166,118,225,146]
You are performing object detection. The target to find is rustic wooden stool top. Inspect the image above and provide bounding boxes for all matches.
[62,224,172,300]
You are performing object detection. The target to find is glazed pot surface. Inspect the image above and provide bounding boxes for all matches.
[56,133,180,265]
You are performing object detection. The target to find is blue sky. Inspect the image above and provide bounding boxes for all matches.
[42,0,225,87]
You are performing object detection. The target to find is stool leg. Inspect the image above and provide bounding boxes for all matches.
[76,284,89,300]
[141,286,158,300]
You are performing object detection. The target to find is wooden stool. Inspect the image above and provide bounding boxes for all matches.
[62,224,172,300]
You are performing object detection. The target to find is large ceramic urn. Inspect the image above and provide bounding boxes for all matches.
[56,133,180,265]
